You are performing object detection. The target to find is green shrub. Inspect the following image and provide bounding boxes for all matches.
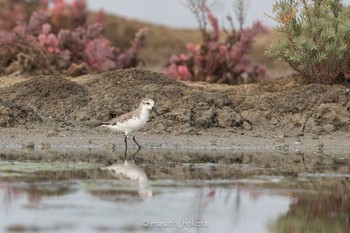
[266,0,350,84]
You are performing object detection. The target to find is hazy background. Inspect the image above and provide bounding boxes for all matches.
[87,0,277,28]
[87,0,350,28]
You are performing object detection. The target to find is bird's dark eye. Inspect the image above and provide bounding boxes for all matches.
[146,102,150,105]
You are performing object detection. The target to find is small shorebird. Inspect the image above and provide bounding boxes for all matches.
[101,98,159,159]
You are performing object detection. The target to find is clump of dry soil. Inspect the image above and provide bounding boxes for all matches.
[0,68,349,136]
[0,75,89,127]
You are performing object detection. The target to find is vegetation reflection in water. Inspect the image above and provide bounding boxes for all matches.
[0,151,349,233]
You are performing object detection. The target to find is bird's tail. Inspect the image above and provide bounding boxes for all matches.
[87,121,107,128]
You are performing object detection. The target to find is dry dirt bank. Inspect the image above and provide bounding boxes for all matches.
[0,68,350,138]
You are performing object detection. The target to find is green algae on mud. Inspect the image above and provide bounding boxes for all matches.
[0,148,350,179]
[0,161,101,174]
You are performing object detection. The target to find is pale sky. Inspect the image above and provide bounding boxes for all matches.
[87,0,350,28]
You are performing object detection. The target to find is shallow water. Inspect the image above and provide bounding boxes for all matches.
[0,150,349,233]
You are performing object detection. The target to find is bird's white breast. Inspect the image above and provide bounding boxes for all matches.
[109,109,149,135]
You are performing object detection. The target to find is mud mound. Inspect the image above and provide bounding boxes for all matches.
[0,69,349,136]
[76,68,188,124]
[79,68,247,134]
[0,76,89,126]
[237,82,350,135]
[0,101,41,127]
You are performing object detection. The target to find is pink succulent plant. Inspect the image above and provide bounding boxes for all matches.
[166,7,266,85]
[0,0,146,75]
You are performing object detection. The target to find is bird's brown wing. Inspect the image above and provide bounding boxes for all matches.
[103,110,139,126]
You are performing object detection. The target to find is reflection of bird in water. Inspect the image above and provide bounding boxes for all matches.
[101,98,159,160]
[100,160,152,197]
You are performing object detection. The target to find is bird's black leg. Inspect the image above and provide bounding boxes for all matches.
[133,135,141,150]
[132,135,141,161]
[132,147,141,161]
[124,135,128,160]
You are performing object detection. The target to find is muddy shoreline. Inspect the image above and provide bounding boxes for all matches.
[1,128,350,177]
[1,127,350,153]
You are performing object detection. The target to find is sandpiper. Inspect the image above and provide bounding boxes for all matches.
[101,98,159,159]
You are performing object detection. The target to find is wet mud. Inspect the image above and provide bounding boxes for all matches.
[1,127,350,179]
[0,126,349,183]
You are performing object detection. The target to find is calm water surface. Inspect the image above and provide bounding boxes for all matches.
[0,151,349,233]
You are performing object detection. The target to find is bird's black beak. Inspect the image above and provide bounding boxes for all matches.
[152,106,160,116]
